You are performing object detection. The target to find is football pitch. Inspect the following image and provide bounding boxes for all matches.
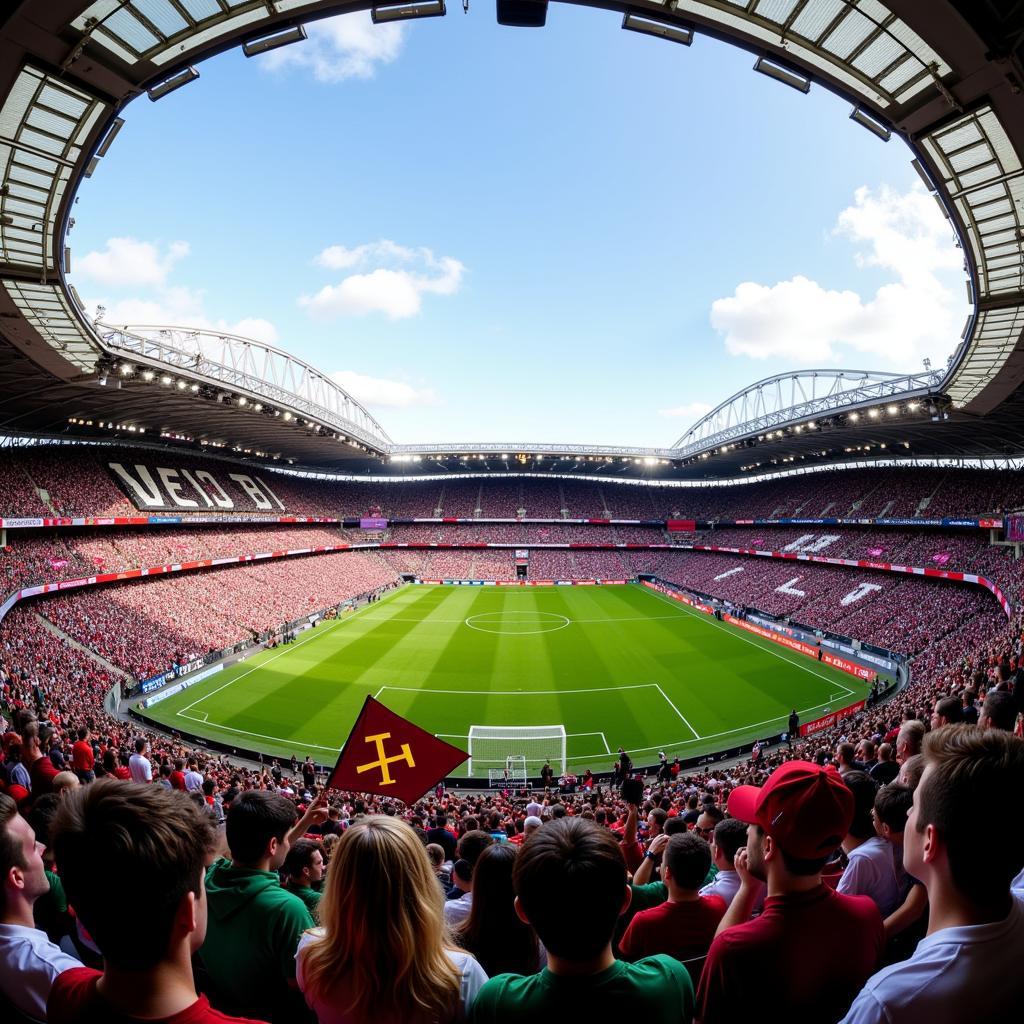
[142,583,867,776]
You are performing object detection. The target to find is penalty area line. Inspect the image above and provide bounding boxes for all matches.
[653,683,701,739]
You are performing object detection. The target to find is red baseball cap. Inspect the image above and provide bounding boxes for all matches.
[727,760,853,860]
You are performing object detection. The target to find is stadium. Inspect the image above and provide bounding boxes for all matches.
[1,3,1024,1024]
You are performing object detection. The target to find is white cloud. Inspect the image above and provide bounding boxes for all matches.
[302,240,465,319]
[92,288,281,346]
[709,184,968,370]
[331,370,438,408]
[76,237,189,288]
[258,14,405,83]
[659,401,713,421]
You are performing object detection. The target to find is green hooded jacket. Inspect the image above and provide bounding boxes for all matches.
[201,857,314,1022]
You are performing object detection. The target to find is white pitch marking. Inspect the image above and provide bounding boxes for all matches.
[644,587,856,698]
[653,683,701,739]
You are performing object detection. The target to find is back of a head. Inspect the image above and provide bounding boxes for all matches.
[0,793,24,916]
[51,778,215,970]
[664,832,712,891]
[982,690,1018,732]
[303,816,458,1018]
[456,828,493,865]
[873,782,912,834]
[225,790,296,865]
[513,817,626,961]
[842,770,879,840]
[713,817,748,866]
[935,695,964,724]
[916,725,1024,906]
[898,720,926,755]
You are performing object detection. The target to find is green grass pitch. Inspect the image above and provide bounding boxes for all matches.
[142,583,868,776]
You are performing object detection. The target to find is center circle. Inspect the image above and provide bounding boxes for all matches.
[465,611,571,635]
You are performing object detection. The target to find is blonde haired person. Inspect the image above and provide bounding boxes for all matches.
[296,815,487,1023]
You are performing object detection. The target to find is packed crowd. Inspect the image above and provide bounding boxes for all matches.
[1,625,1022,1022]
[5,448,1024,522]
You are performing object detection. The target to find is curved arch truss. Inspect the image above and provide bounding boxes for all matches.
[672,369,945,457]
[96,324,392,451]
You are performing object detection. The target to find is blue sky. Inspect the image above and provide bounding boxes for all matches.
[69,7,968,448]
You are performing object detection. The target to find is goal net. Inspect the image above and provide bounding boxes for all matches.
[468,725,567,778]
[488,756,527,788]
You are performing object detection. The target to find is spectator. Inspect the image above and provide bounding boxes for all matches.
[619,832,725,965]
[426,814,457,861]
[426,843,452,893]
[696,761,884,1024]
[23,722,58,799]
[282,839,324,919]
[837,772,902,917]
[296,816,486,1024]
[51,772,79,799]
[443,860,474,928]
[202,791,320,1022]
[69,728,94,784]
[979,690,1018,731]
[128,738,152,784]
[45,779,258,1023]
[841,727,1024,1023]
[895,721,925,764]
[869,743,898,785]
[469,818,693,1022]
[698,818,764,911]
[870,784,926,946]
[455,843,543,977]
[0,791,81,1019]
[835,742,861,775]
[930,696,963,729]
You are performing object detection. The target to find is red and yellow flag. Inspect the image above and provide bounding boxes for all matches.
[326,696,468,803]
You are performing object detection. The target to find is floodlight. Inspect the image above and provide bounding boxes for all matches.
[911,158,937,192]
[753,56,810,94]
[372,1,445,23]
[96,117,125,157]
[142,370,155,381]
[147,67,200,102]
[849,105,891,141]
[887,404,899,415]
[243,25,307,57]
[621,13,693,46]
[868,408,880,419]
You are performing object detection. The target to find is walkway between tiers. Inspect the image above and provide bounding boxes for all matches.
[33,610,133,682]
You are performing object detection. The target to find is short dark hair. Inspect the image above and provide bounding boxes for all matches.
[648,808,667,829]
[0,794,27,913]
[842,770,879,840]
[663,832,711,890]
[456,829,493,866]
[712,818,747,865]
[664,816,689,836]
[916,726,1024,907]
[698,805,725,825]
[836,742,856,765]
[934,696,963,724]
[283,838,320,879]
[873,783,912,834]
[513,818,626,960]
[51,779,216,970]
[982,691,1018,731]
[225,791,296,864]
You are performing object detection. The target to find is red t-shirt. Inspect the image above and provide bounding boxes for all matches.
[695,884,884,1024]
[30,754,59,795]
[48,967,267,1024]
[620,895,727,962]
[71,741,95,772]
[169,770,187,791]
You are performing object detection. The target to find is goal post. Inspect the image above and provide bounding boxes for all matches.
[467,725,567,778]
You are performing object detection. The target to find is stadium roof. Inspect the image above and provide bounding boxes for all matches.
[0,1,1023,478]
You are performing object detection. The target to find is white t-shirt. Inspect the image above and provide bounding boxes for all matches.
[0,922,81,1018]
[526,801,543,818]
[444,891,473,928]
[184,769,204,792]
[837,837,903,917]
[699,869,765,913]
[128,752,152,783]
[841,896,1024,1023]
[295,930,486,1024]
